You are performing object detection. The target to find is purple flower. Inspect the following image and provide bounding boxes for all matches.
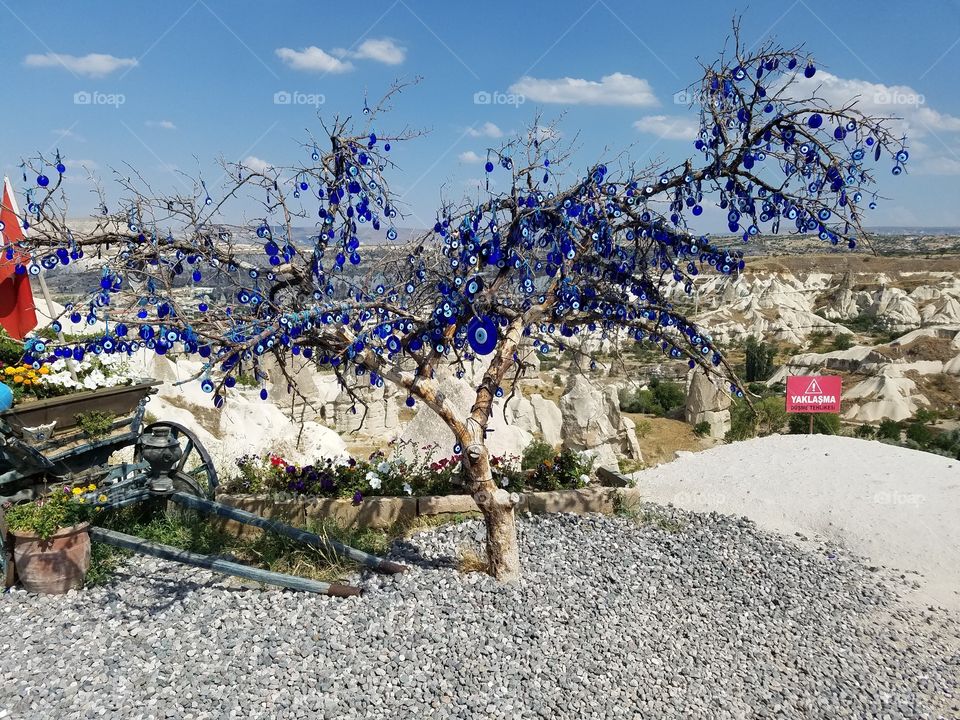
[352,491,363,505]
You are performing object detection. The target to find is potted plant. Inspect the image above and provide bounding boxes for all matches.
[2,483,102,593]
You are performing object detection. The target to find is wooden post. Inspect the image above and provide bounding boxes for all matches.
[809,414,814,435]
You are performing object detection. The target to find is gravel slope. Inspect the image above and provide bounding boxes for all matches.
[2,510,958,719]
[628,435,960,610]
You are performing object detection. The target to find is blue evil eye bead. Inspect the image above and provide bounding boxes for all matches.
[259,388,268,400]
[895,150,909,163]
[256,224,270,238]
[484,161,494,173]
[405,395,415,407]
[56,163,66,174]
[198,303,208,312]
[453,443,462,454]
[494,386,504,398]
[115,323,127,336]
[807,113,822,129]
[201,378,214,393]
[213,394,224,408]
[384,143,391,151]
[225,376,237,388]
[51,321,62,333]
[692,205,702,216]
[891,165,903,176]
[192,270,202,282]
[804,63,816,78]
[36,174,49,187]
[299,181,309,191]
[466,316,498,355]
[385,336,402,354]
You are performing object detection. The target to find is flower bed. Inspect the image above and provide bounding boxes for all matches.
[213,442,641,534]
[220,440,597,502]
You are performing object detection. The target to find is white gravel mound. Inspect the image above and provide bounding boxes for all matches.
[630,434,960,610]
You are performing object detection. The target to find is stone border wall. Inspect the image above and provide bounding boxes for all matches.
[215,486,643,536]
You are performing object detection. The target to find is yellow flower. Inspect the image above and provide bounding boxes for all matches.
[87,484,96,492]
[38,367,50,375]
[77,497,85,504]
[21,379,31,386]
[97,494,108,503]
[71,487,83,496]
[3,367,14,375]
[12,375,23,383]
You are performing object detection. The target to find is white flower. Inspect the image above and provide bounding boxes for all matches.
[579,474,591,485]
[365,471,382,490]
[402,482,412,496]
[500,477,510,488]
[377,461,392,475]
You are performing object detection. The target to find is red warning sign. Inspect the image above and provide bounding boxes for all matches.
[785,375,842,413]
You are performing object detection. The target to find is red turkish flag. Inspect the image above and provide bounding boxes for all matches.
[0,177,38,340]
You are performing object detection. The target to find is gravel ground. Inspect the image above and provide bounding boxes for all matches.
[1,508,958,719]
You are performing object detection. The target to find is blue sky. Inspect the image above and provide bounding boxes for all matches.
[2,0,960,232]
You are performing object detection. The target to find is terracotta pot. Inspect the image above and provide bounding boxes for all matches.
[11,523,91,594]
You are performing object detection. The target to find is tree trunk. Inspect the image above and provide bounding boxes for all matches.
[464,442,521,582]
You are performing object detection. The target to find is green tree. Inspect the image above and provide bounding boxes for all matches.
[745,336,776,382]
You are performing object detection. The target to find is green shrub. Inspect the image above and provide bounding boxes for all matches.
[521,439,556,471]
[788,412,841,435]
[877,419,902,441]
[830,334,853,351]
[854,424,875,439]
[618,378,685,416]
[693,421,711,437]
[905,422,933,447]
[726,397,787,441]
[0,329,23,366]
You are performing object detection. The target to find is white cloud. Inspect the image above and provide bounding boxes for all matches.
[146,120,176,130]
[348,38,406,65]
[275,46,353,73]
[633,115,699,140]
[466,121,503,138]
[785,71,960,138]
[458,151,483,164]
[243,156,274,173]
[913,156,960,175]
[23,52,137,77]
[509,72,658,107]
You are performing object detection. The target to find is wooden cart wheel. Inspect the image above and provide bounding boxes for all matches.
[135,422,219,498]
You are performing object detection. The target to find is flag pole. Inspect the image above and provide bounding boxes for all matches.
[33,272,78,381]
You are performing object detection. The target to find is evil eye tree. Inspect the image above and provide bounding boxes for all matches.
[10,33,907,581]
